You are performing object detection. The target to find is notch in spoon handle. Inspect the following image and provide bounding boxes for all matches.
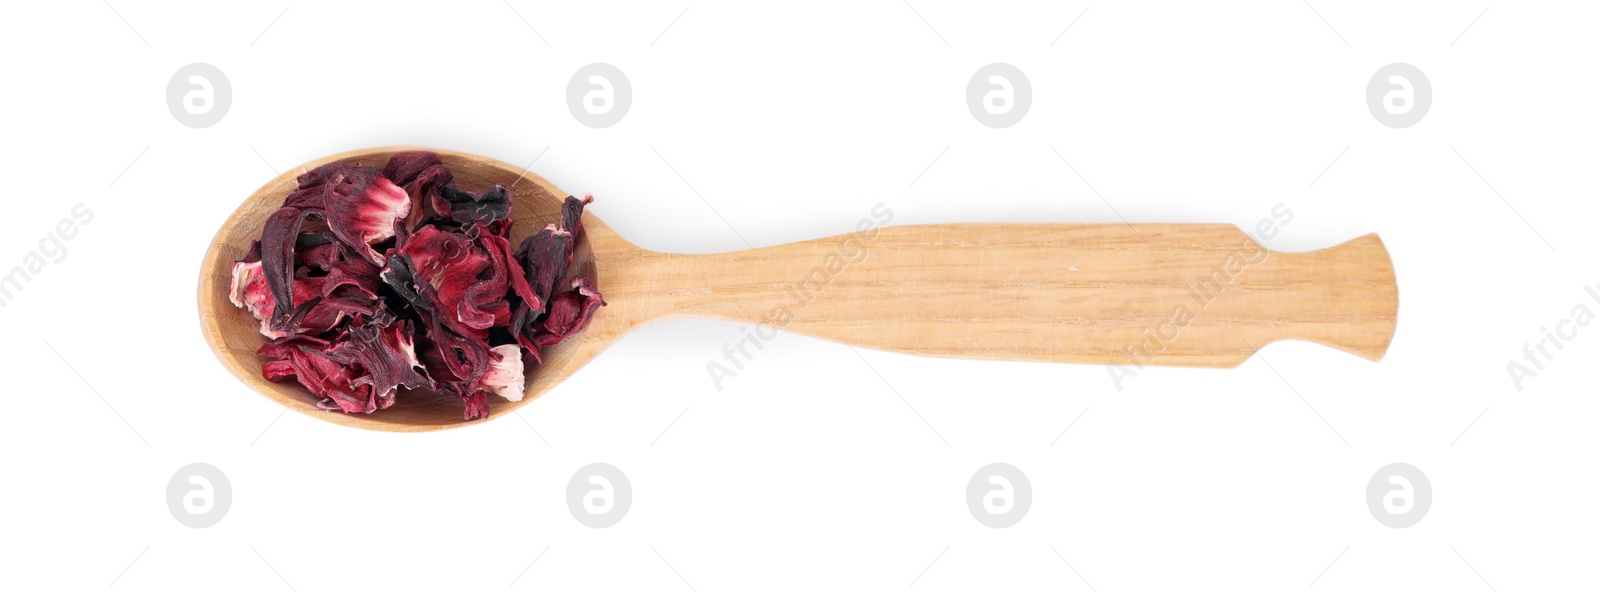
[634,223,1398,368]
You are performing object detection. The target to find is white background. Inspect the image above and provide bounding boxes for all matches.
[1,1,1597,590]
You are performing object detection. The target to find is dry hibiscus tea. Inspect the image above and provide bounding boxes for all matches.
[228,152,604,420]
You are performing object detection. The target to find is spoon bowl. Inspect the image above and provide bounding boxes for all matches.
[200,146,615,431]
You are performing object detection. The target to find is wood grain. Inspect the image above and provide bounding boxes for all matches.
[199,147,1398,431]
[596,224,1396,368]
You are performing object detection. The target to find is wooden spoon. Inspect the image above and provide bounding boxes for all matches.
[199,146,1398,432]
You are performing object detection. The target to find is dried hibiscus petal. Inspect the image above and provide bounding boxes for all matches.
[259,206,322,330]
[383,151,453,228]
[291,280,371,336]
[514,224,573,316]
[259,335,380,413]
[562,193,593,237]
[233,243,381,338]
[508,193,599,354]
[481,344,526,402]
[323,317,430,402]
[531,277,606,349]
[229,259,275,335]
[434,184,512,224]
[414,316,494,419]
[379,254,433,316]
[461,391,491,421]
[296,233,342,270]
[321,165,412,265]
[396,225,498,335]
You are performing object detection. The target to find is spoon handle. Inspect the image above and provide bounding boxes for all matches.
[619,223,1397,368]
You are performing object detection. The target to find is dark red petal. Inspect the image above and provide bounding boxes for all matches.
[379,254,433,316]
[262,359,297,382]
[433,184,512,224]
[295,234,341,271]
[316,384,377,414]
[461,391,490,421]
[383,152,453,228]
[294,284,378,335]
[283,165,339,209]
[397,225,506,336]
[324,318,430,400]
[241,239,263,264]
[321,165,411,265]
[414,316,494,418]
[382,152,446,187]
[459,225,517,329]
[510,300,544,360]
[494,231,538,311]
[561,193,593,237]
[531,276,605,349]
[258,335,376,414]
[260,206,322,330]
[397,225,469,285]
[318,243,384,301]
[513,224,574,316]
